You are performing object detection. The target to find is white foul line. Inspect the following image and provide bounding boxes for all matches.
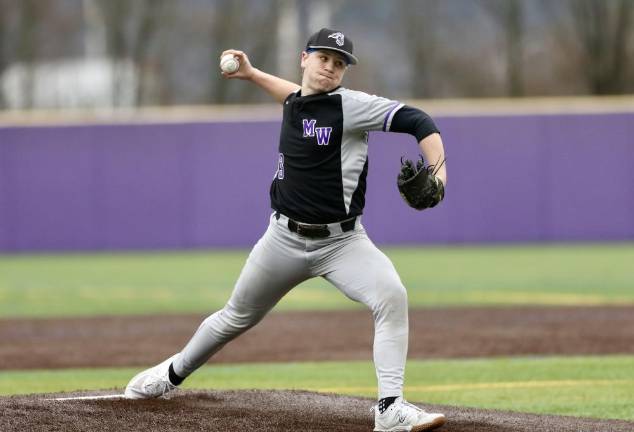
[49,394,127,401]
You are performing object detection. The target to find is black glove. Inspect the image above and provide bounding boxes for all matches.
[397,155,445,210]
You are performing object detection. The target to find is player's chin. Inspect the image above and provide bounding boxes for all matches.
[316,77,340,92]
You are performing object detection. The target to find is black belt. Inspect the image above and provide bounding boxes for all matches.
[274,212,356,239]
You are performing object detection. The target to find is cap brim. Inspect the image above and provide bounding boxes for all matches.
[307,45,358,65]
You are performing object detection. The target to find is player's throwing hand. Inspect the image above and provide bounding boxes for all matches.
[219,49,255,80]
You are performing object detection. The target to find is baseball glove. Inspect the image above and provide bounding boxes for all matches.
[397,155,445,210]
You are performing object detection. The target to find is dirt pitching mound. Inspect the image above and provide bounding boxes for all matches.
[2,389,633,432]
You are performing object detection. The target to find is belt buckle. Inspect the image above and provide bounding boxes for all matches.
[296,223,330,239]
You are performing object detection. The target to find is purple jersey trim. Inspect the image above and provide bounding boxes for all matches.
[382,103,404,132]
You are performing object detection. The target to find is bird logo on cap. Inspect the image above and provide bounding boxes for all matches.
[328,32,345,46]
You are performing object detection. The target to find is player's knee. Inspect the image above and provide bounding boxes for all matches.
[221,303,267,332]
[373,279,408,315]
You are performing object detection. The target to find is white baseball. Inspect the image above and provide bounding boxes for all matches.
[220,54,240,74]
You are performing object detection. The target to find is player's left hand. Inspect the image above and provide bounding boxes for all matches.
[397,155,445,210]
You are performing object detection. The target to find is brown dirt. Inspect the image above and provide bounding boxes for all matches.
[2,390,633,432]
[2,306,634,431]
[1,306,633,369]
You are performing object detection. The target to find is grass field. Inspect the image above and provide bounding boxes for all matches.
[2,356,633,420]
[1,243,633,421]
[1,243,633,317]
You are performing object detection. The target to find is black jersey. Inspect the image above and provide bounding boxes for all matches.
[270,87,403,224]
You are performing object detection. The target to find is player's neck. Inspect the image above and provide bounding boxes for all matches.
[300,83,338,97]
[300,83,322,97]
[301,86,318,96]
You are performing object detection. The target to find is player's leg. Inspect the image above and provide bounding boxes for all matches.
[125,215,310,398]
[173,226,309,378]
[317,229,446,431]
[317,229,408,399]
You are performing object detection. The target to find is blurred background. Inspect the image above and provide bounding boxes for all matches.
[0,0,633,253]
[1,0,633,110]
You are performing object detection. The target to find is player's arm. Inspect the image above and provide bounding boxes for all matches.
[220,49,300,104]
[418,133,446,186]
[391,106,447,185]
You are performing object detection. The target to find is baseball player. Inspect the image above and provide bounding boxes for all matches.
[125,28,447,432]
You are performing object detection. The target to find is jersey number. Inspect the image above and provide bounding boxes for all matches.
[276,153,284,179]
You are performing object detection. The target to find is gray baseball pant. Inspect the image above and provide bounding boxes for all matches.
[172,213,409,399]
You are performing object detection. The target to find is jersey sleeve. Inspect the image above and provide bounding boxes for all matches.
[390,105,439,142]
[339,89,404,133]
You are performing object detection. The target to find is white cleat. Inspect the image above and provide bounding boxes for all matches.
[373,397,446,432]
[124,353,180,399]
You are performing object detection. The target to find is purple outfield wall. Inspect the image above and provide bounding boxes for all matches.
[0,112,633,252]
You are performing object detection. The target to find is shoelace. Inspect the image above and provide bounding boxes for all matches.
[395,400,427,424]
[370,399,426,418]
[143,373,176,399]
[400,400,423,413]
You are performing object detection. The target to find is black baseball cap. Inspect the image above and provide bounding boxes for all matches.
[305,28,358,65]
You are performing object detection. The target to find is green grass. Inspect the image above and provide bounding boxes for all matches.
[1,356,633,420]
[1,243,633,318]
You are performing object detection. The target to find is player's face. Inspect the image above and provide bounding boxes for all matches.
[300,50,348,94]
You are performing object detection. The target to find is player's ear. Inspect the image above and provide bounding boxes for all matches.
[300,51,309,68]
